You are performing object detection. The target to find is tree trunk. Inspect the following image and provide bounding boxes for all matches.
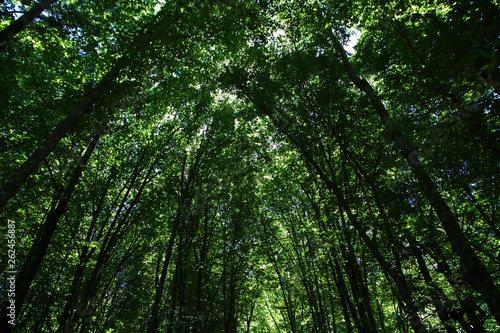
[407,234,459,333]
[247,93,429,332]
[330,252,357,333]
[263,228,297,333]
[148,153,197,333]
[0,3,190,213]
[0,132,100,333]
[65,151,158,331]
[300,146,428,332]
[0,58,128,213]
[337,173,379,333]
[193,211,210,333]
[57,166,116,330]
[0,0,58,50]
[333,36,500,326]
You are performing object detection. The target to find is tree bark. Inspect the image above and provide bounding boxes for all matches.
[0,2,191,214]
[0,132,100,333]
[57,165,117,330]
[67,154,158,330]
[147,152,198,333]
[244,91,429,332]
[0,0,58,50]
[332,36,500,326]
[407,234,459,333]
[330,252,359,333]
[263,224,297,333]
[0,58,128,213]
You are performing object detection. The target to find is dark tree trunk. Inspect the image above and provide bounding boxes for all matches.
[302,149,428,332]
[148,153,199,333]
[193,210,210,333]
[264,231,297,333]
[330,252,356,333]
[248,96,430,332]
[339,206,378,333]
[57,166,116,331]
[417,237,487,333]
[0,58,128,213]
[407,234,459,333]
[65,152,158,331]
[0,0,58,49]
[245,301,256,333]
[148,216,178,333]
[0,4,190,213]
[0,133,100,333]
[333,37,500,326]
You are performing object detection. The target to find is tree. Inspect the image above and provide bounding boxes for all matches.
[0,0,58,50]
[1,0,499,332]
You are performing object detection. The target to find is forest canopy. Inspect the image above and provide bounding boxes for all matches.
[0,0,499,332]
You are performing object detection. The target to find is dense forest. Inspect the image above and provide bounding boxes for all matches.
[0,0,499,332]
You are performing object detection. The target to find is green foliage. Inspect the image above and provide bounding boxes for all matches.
[0,0,499,332]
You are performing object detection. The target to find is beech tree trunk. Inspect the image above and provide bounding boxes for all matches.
[0,3,190,214]
[333,36,500,326]
[240,83,428,331]
[0,58,128,213]
[0,0,58,50]
[147,153,198,333]
[0,132,100,333]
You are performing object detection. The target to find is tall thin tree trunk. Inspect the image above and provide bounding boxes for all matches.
[305,150,428,332]
[148,153,198,333]
[0,3,192,213]
[417,236,487,332]
[407,234,459,333]
[263,224,297,333]
[332,36,500,325]
[246,93,429,332]
[0,0,58,49]
[167,252,181,333]
[330,253,357,333]
[339,215,372,333]
[64,151,157,331]
[0,58,128,213]
[57,166,116,330]
[193,211,210,333]
[0,133,100,333]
